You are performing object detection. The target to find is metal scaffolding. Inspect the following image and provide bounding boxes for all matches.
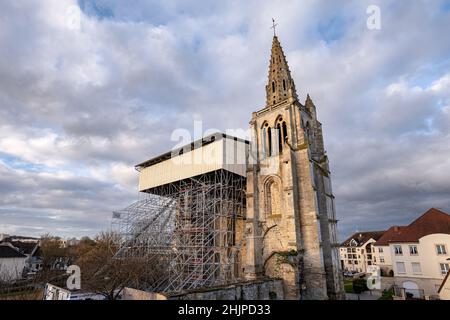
[111,169,246,294]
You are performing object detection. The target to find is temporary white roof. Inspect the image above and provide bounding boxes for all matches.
[137,133,249,192]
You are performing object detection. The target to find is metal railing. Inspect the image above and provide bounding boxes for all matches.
[392,285,425,300]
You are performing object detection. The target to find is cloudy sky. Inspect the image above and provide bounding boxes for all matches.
[0,0,449,241]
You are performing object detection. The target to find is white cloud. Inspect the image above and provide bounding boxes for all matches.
[0,0,449,239]
[430,74,450,92]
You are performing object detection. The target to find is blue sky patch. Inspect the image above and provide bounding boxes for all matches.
[317,15,350,44]
[77,0,114,20]
[0,153,56,173]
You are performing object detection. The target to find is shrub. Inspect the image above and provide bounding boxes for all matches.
[378,289,394,300]
[344,280,354,293]
[352,278,368,294]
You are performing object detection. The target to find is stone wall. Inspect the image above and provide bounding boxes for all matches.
[168,278,284,300]
[121,287,167,300]
[392,276,443,298]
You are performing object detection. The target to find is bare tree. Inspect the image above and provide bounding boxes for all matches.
[1,232,168,300]
[75,231,166,300]
[39,234,67,269]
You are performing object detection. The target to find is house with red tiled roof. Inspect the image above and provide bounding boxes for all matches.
[373,208,450,299]
[339,231,385,273]
[372,226,407,276]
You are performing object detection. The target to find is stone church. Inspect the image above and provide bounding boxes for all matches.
[243,34,344,300]
[118,32,345,300]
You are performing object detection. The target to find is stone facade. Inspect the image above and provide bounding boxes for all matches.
[168,278,284,300]
[242,35,345,300]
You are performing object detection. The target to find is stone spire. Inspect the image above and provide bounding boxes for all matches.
[265,35,298,107]
[305,93,316,116]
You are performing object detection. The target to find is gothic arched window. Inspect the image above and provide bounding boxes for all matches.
[305,122,312,145]
[282,121,288,143]
[268,127,272,156]
[274,117,286,154]
[277,123,282,154]
[265,178,281,217]
[261,126,267,158]
[272,81,276,93]
[283,79,286,91]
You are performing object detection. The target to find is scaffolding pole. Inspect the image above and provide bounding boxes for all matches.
[111,169,246,294]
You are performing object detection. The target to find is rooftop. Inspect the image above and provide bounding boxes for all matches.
[375,208,450,245]
[341,231,386,247]
[136,132,249,192]
[7,241,38,256]
[135,132,249,171]
[0,243,27,258]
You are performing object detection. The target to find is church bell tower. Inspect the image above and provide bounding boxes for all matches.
[243,27,345,300]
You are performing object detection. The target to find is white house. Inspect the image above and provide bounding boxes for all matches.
[339,231,385,274]
[372,226,402,276]
[373,208,450,299]
[0,243,27,281]
[1,237,43,274]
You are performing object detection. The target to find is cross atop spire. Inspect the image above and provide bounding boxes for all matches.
[271,18,278,37]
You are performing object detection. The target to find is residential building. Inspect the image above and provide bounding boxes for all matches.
[57,237,80,248]
[1,237,43,274]
[66,238,80,247]
[372,226,402,276]
[373,208,450,299]
[339,231,385,273]
[0,243,27,281]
